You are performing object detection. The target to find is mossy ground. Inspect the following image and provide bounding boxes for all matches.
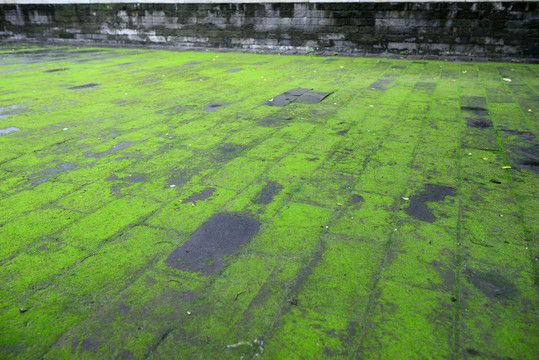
[0,44,537,359]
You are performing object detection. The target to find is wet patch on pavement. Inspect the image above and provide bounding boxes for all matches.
[204,102,231,112]
[25,163,77,185]
[464,268,518,300]
[466,117,493,129]
[67,83,101,90]
[84,142,133,159]
[181,188,216,204]
[253,181,283,205]
[165,214,260,274]
[44,68,69,73]
[405,184,456,223]
[106,174,147,195]
[257,114,296,127]
[0,127,21,135]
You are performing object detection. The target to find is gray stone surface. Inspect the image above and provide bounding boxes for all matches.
[0,2,537,59]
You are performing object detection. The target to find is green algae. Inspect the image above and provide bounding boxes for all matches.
[0,45,537,359]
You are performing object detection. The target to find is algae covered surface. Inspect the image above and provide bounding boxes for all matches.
[0,44,537,359]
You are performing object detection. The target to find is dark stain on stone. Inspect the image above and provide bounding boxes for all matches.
[213,143,247,162]
[295,91,333,104]
[461,106,489,116]
[44,68,69,73]
[204,102,231,112]
[115,350,135,360]
[369,79,393,90]
[460,96,487,109]
[165,214,260,274]
[80,337,100,353]
[253,181,283,205]
[405,184,456,223]
[190,77,209,81]
[258,114,296,127]
[413,82,437,94]
[182,188,216,204]
[67,83,100,90]
[464,268,518,300]
[466,117,493,129]
[225,68,244,73]
[348,194,365,205]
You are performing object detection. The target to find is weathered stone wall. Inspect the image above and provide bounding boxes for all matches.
[0,2,537,59]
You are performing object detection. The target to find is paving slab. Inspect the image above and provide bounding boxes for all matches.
[0,44,537,360]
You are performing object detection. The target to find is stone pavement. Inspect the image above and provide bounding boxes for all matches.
[0,44,537,359]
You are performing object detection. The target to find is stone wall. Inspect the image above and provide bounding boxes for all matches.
[0,2,537,59]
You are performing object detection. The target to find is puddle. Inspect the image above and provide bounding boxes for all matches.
[466,117,493,129]
[0,127,20,135]
[67,83,101,90]
[225,69,244,73]
[253,181,283,205]
[464,268,518,300]
[204,102,231,112]
[182,188,216,204]
[44,68,69,73]
[405,184,456,223]
[84,141,133,158]
[165,214,260,274]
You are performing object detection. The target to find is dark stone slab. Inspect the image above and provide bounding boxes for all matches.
[283,88,313,96]
[295,91,333,104]
[67,83,100,90]
[405,184,456,223]
[165,214,260,274]
[263,94,296,107]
